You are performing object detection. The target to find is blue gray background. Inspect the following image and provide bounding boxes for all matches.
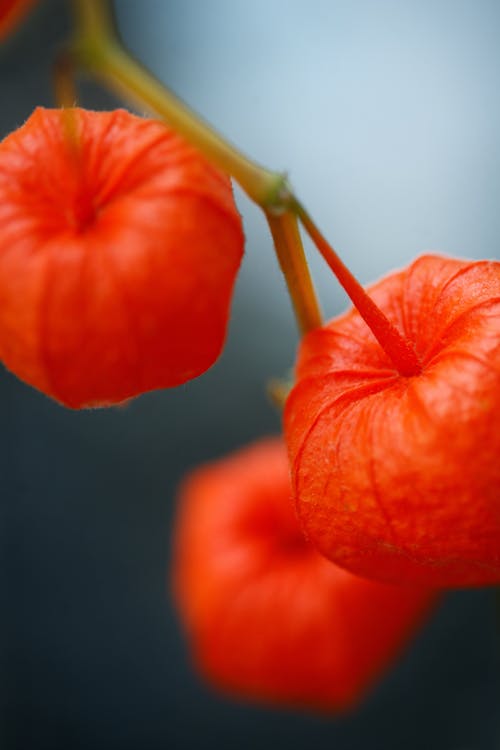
[1,1,499,748]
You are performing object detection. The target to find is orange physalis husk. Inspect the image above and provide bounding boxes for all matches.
[172,437,436,712]
[285,254,500,588]
[0,0,36,40]
[0,108,244,408]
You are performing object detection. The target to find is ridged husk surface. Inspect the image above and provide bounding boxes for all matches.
[0,108,243,407]
[285,255,500,587]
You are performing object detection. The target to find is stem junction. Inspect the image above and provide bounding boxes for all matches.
[68,0,423,375]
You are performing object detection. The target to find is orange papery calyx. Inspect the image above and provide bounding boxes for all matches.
[0,0,36,40]
[172,437,436,713]
[284,253,500,588]
[0,107,244,408]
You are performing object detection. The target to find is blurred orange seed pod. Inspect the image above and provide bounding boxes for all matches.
[0,108,244,407]
[172,437,436,712]
[0,0,36,40]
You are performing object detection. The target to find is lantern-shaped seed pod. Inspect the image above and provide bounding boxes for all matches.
[172,437,435,712]
[0,108,244,407]
[285,254,500,588]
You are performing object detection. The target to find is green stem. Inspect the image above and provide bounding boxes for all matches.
[267,377,292,411]
[53,49,78,108]
[72,0,115,43]
[71,1,284,207]
[69,0,322,335]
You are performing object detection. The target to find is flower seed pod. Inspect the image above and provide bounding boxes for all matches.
[172,437,435,712]
[0,0,36,39]
[0,108,244,407]
[285,254,500,587]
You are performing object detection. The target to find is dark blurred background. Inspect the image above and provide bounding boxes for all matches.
[1,1,499,748]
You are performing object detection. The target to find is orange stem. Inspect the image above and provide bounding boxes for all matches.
[295,203,421,377]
